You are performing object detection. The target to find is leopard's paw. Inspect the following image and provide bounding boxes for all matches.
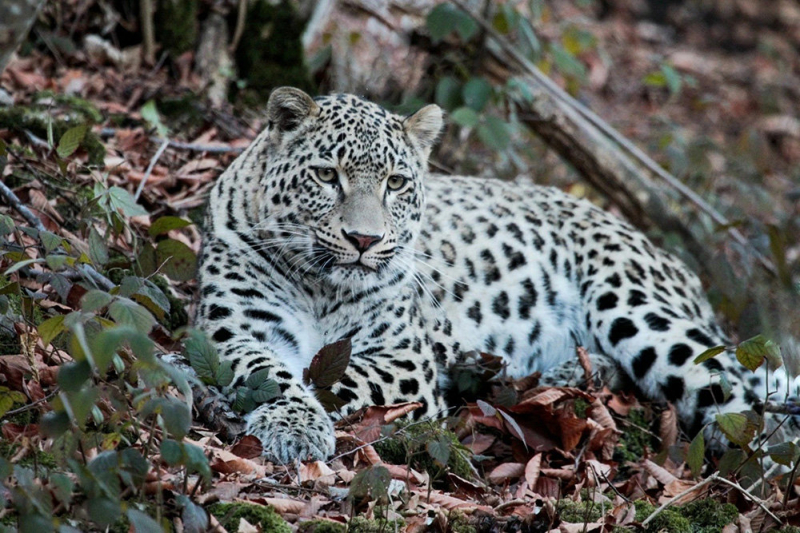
[245,399,335,463]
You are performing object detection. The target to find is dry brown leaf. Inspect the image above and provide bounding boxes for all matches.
[522,388,569,406]
[559,416,587,451]
[299,461,336,483]
[524,453,542,487]
[415,489,492,513]
[463,433,495,454]
[487,462,524,484]
[559,522,604,532]
[577,346,594,387]
[659,404,679,450]
[354,443,383,467]
[261,498,306,514]
[643,459,678,486]
[588,398,616,431]
[541,467,575,480]
[660,479,706,504]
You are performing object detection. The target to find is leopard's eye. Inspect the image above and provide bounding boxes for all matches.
[313,167,338,184]
[387,175,408,191]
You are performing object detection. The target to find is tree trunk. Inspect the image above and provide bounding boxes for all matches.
[0,0,45,75]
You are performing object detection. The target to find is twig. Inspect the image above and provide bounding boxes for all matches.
[715,476,782,524]
[0,180,46,233]
[0,178,115,291]
[642,471,782,527]
[99,128,245,153]
[641,473,717,527]
[450,0,778,278]
[229,0,248,52]
[134,138,169,201]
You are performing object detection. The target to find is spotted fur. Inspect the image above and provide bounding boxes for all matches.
[197,87,793,462]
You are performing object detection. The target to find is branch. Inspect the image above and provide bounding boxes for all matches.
[0,177,115,291]
[450,0,777,278]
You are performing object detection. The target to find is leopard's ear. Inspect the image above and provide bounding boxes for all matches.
[267,87,319,135]
[404,104,443,155]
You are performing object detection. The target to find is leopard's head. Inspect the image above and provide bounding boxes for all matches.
[255,87,443,291]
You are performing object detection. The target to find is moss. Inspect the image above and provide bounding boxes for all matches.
[373,419,473,482]
[208,502,291,533]
[298,520,346,533]
[776,528,800,533]
[0,441,58,469]
[155,0,198,57]
[683,499,738,532]
[448,512,476,533]
[614,409,655,466]
[347,517,403,533]
[0,106,105,165]
[634,501,690,533]
[233,0,313,103]
[557,500,603,524]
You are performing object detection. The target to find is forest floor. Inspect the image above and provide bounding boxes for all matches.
[0,0,799,532]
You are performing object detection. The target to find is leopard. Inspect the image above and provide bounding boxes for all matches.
[196,87,795,463]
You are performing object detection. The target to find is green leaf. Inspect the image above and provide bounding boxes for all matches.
[81,290,114,312]
[245,368,271,390]
[88,498,122,527]
[88,227,109,266]
[149,216,192,236]
[123,277,170,320]
[90,326,153,375]
[427,435,451,467]
[155,239,197,282]
[252,379,280,403]
[38,314,66,347]
[348,465,391,503]
[64,387,99,429]
[0,214,15,236]
[434,76,463,111]
[450,107,480,128]
[454,9,479,41]
[643,71,666,88]
[45,254,70,270]
[160,398,191,439]
[127,509,162,533]
[140,100,169,138]
[57,361,92,392]
[183,329,219,384]
[0,386,26,417]
[177,495,209,533]
[49,473,74,506]
[56,124,88,159]
[108,186,148,217]
[40,231,62,253]
[768,441,800,467]
[182,442,211,481]
[661,64,682,96]
[4,258,40,275]
[160,439,183,465]
[109,298,156,334]
[693,345,726,364]
[715,412,756,447]
[736,334,780,372]
[316,388,348,413]
[40,410,71,437]
[426,3,458,43]
[462,77,492,111]
[687,431,704,477]
[233,387,255,413]
[216,360,234,387]
[550,43,587,81]
[304,338,352,388]
[477,116,512,151]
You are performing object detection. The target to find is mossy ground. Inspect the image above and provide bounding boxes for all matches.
[373,419,473,482]
[208,502,291,533]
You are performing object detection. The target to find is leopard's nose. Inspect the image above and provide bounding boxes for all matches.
[342,229,384,253]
